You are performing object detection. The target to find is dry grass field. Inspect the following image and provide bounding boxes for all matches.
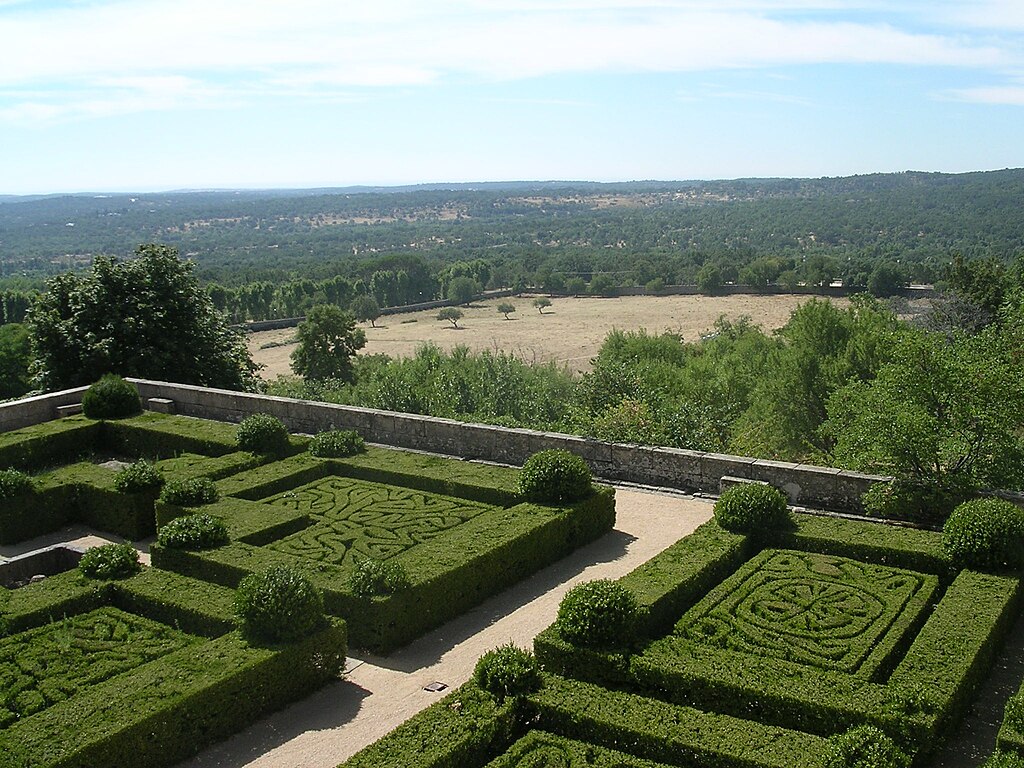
[250,293,848,380]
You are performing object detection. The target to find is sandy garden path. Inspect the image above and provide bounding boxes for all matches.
[176,487,714,768]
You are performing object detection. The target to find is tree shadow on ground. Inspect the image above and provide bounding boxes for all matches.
[176,679,370,768]
[360,528,637,673]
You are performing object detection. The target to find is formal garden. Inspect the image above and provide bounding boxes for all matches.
[343,484,1024,768]
[0,376,615,766]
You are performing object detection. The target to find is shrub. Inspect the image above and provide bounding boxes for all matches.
[236,413,290,455]
[555,579,638,648]
[943,498,1024,571]
[863,478,970,525]
[81,374,142,419]
[1005,694,1024,732]
[112,459,164,494]
[310,429,366,458]
[984,752,1024,768]
[473,643,542,703]
[713,483,790,534]
[350,559,411,598]
[234,565,326,643]
[160,477,219,506]
[822,725,909,768]
[518,449,592,503]
[157,513,229,550]
[78,543,140,580]
[0,469,33,499]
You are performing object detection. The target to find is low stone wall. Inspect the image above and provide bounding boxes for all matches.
[0,380,887,512]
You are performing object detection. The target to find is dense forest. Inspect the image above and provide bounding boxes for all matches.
[2,169,1023,325]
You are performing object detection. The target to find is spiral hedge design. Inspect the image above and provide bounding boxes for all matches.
[264,477,489,565]
[676,549,937,675]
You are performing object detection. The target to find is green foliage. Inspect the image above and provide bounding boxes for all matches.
[556,579,638,648]
[497,302,516,319]
[942,498,1024,571]
[437,307,464,327]
[28,244,258,391]
[233,565,326,643]
[351,294,381,326]
[533,297,552,313]
[983,753,1024,768]
[236,413,290,455]
[0,322,32,399]
[518,449,592,503]
[447,276,478,305]
[113,459,164,494]
[78,543,141,580]
[1004,694,1024,732]
[822,725,910,768]
[0,468,34,498]
[160,477,219,506]
[157,513,229,550]
[309,429,366,457]
[81,374,142,419]
[290,304,367,382]
[861,479,971,526]
[472,643,542,703]
[826,327,1024,506]
[696,263,723,293]
[350,558,411,598]
[713,483,790,534]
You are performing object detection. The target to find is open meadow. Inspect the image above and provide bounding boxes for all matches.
[249,293,846,380]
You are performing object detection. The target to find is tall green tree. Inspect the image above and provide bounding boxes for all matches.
[290,304,366,382]
[351,294,381,327]
[28,244,258,391]
[0,323,32,399]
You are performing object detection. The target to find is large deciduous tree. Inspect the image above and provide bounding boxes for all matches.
[28,244,258,391]
[290,304,366,382]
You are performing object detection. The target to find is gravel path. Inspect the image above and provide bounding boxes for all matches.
[176,487,714,768]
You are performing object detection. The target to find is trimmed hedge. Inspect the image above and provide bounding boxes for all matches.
[943,498,1024,571]
[78,543,141,580]
[473,644,542,704]
[555,579,639,649]
[714,482,791,534]
[486,732,675,768]
[80,375,141,419]
[236,413,291,456]
[518,449,593,503]
[156,513,229,550]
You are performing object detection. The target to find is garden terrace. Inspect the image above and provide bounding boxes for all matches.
[151,447,616,652]
[0,565,346,768]
[344,512,1022,768]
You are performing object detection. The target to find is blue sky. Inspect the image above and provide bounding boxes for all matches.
[1,0,1022,194]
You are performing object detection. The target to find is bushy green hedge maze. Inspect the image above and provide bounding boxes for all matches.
[0,565,346,768]
[152,446,616,652]
[344,512,1021,768]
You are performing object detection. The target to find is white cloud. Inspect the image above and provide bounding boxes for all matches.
[0,0,1019,122]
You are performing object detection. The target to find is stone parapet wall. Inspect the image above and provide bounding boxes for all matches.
[0,380,888,513]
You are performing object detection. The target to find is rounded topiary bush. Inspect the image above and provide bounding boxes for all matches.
[236,413,290,456]
[518,449,592,503]
[233,565,325,643]
[157,513,229,550]
[823,725,909,768]
[473,643,542,703]
[349,559,410,598]
[78,543,140,580]
[160,477,219,507]
[714,483,790,534]
[0,469,34,499]
[943,498,1024,571]
[309,429,366,458]
[555,579,638,648]
[81,374,142,419]
[113,459,164,494]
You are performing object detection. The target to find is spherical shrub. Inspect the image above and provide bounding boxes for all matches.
[78,543,140,580]
[113,459,164,494]
[233,565,325,643]
[943,498,1024,571]
[473,643,542,703]
[309,429,366,458]
[81,374,141,419]
[555,579,638,648]
[518,449,592,503]
[823,725,909,768]
[157,513,229,550]
[236,413,290,455]
[714,483,790,534]
[0,469,34,499]
[160,477,219,506]
[350,559,411,598]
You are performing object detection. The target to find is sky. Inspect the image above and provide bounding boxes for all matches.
[1,0,1022,194]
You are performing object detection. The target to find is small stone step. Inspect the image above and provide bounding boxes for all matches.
[147,397,176,414]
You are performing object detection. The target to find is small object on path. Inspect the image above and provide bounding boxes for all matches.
[423,682,448,692]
